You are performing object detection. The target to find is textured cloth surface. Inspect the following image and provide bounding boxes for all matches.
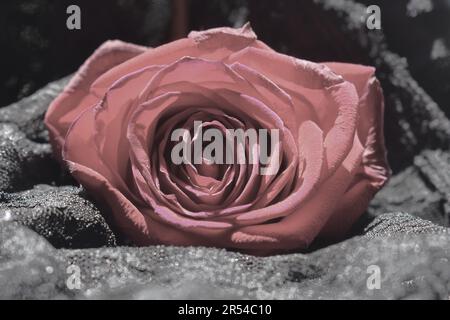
[0,0,449,299]
[1,215,449,299]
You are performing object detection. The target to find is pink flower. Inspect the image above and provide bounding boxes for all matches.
[45,24,390,254]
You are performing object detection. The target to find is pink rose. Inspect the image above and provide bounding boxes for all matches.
[45,24,390,254]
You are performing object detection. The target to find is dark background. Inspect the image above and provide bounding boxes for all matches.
[0,0,449,113]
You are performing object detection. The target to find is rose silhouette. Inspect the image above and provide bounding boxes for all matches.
[45,24,390,254]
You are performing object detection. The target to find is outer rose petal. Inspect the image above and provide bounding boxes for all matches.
[318,62,391,239]
[89,23,269,98]
[318,179,374,240]
[65,161,215,246]
[227,47,360,177]
[63,65,162,204]
[323,62,390,188]
[45,40,146,157]
[230,134,365,252]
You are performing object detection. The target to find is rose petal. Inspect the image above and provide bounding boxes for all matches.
[63,105,143,205]
[323,62,390,189]
[318,179,374,240]
[230,133,365,251]
[90,23,267,96]
[235,120,324,224]
[64,64,163,204]
[65,160,223,246]
[227,47,360,176]
[45,40,146,157]
[94,65,162,188]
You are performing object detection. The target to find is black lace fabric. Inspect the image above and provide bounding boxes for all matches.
[0,0,449,299]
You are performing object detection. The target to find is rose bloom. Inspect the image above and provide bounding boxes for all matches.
[45,24,390,254]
